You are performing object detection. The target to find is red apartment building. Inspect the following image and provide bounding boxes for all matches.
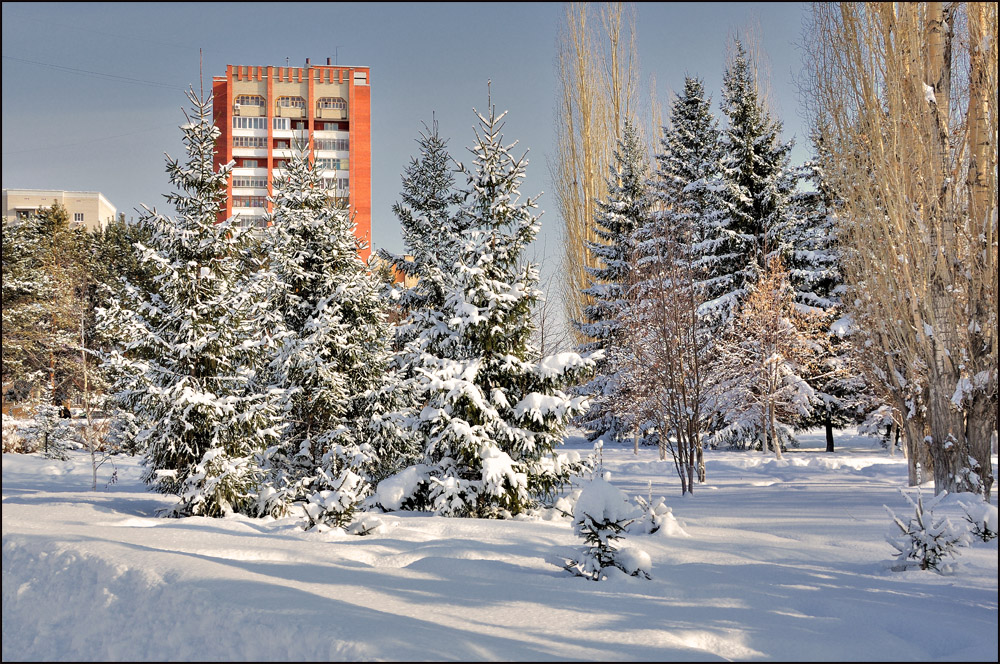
[212,58,371,260]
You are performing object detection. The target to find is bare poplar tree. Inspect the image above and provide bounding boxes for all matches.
[803,2,998,498]
[551,2,642,344]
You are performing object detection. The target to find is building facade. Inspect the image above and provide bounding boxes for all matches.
[212,59,372,260]
[2,189,117,232]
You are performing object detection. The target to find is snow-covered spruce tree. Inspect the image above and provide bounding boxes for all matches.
[372,120,468,479]
[2,204,91,412]
[620,76,722,473]
[575,120,650,447]
[785,154,870,452]
[259,145,401,525]
[19,380,74,459]
[706,38,795,329]
[704,39,799,449]
[380,90,599,518]
[644,76,722,319]
[885,488,970,573]
[378,119,467,323]
[100,89,280,518]
[565,474,651,581]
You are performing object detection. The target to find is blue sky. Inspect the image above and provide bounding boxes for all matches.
[2,2,811,277]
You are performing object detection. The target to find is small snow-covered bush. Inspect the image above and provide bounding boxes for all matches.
[19,401,76,460]
[2,417,33,454]
[959,498,998,543]
[563,474,651,581]
[303,470,366,530]
[885,488,970,573]
[627,493,689,537]
[172,449,264,518]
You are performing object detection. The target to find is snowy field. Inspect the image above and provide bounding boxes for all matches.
[3,428,997,662]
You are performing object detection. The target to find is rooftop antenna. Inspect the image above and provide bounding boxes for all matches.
[335,46,341,65]
[286,56,290,67]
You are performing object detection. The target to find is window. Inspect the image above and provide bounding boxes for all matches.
[317,97,347,110]
[321,177,349,193]
[273,117,290,131]
[276,96,305,108]
[316,158,346,170]
[232,117,267,130]
[234,94,265,106]
[232,136,267,148]
[314,121,346,131]
[273,139,291,149]
[241,159,259,168]
[292,120,308,130]
[233,196,267,208]
[234,215,267,228]
[314,138,349,151]
[232,176,268,188]
[73,212,85,222]
[353,71,368,86]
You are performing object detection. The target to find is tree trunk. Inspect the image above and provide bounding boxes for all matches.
[825,409,835,453]
[902,417,931,486]
[770,402,782,460]
[695,429,706,483]
[889,418,899,458]
[966,393,995,501]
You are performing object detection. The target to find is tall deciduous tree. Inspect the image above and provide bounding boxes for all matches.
[712,256,815,457]
[552,2,642,344]
[803,2,997,498]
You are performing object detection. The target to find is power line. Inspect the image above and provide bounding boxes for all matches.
[2,123,180,156]
[2,55,188,91]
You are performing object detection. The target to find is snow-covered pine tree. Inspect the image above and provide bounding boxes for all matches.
[785,152,869,451]
[624,76,722,461]
[259,144,401,524]
[706,38,795,330]
[575,120,650,447]
[564,474,651,581]
[2,214,52,391]
[373,120,467,479]
[704,39,802,449]
[382,88,599,518]
[100,89,280,518]
[644,76,722,298]
[377,119,466,323]
[20,380,74,459]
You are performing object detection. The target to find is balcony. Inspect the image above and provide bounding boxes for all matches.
[234,104,263,117]
[276,106,305,119]
[317,107,347,120]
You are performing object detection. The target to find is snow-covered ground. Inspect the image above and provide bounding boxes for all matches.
[3,428,997,661]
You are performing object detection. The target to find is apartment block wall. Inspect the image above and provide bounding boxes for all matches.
[2,189,116,232]
[212,61,372,260]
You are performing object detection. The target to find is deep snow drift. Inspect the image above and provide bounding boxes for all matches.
[3,428,997,661]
